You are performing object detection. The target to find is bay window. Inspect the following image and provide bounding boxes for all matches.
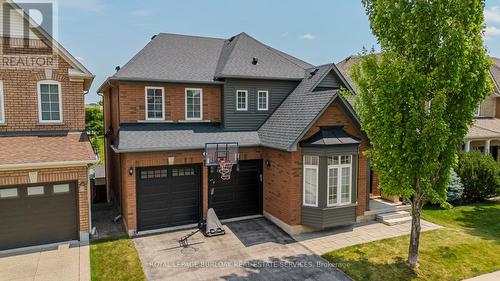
[327,155,352,206]
[303,155,319,207]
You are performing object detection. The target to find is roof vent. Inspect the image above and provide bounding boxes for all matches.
[309,68,319,77]
[115,66,121,72]
[252,57,258,65]
[151,34,157,40]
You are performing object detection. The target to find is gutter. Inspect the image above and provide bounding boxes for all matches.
[0,159,98,171]
[111,143,261,154]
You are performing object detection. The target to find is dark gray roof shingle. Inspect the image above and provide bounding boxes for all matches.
[258,64,342,151]
[114,123,260,152]
[109,32,313,85]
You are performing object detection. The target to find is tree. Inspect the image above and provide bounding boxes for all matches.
[85,106,104,137]
[352,0,492,268]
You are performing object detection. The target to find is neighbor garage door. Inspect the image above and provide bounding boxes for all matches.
[209,160,262,220]
[136,165,202,231]
[0,182,78,251]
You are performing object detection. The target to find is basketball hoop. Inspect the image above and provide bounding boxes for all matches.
[217,159,234,181]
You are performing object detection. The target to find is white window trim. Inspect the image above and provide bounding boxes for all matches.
[236,90,248,111]
[0,80,4,124]
[327,155,353,207]
[475,105,481,117]
[185,88,203,121]
[257,90,269,111]
[144,86,165,121]
[37,80,63,123]
[303,156,319,207]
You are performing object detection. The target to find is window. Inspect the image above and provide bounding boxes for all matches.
[0,188,17,198]
[236,90,248,111]
[257,90,268,111]
[185,88,202,120]
[474,105,481,117]
[53,184,70,193]
[303,155,319,207]
[38,81,62,123]
[140,169,168,179]
[327,155,352,206]
[0,80,4,123]
[145,87,164,120]
[172,167,195,177]
[27,186,44,196]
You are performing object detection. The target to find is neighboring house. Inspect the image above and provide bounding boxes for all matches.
[338,55,500,161]
[99,32,379,236]
[0,1,96,251]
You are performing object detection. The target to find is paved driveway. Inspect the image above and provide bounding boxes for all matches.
[134,218,351,281]
[0,242,89,281]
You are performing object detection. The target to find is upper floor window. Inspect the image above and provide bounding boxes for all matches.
[145,87,164,120]
[474,105,481,117]
[327,155,352,206]
[0,81,4,124]
[303,155,319,207]
[236,90,248,111]
[185,88,202,120]
[37,80,62,123]
[257,90,268,111]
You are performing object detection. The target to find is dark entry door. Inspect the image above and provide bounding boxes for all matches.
[0,182,78,251]
[209,160,262,220]
[136,165,201,231]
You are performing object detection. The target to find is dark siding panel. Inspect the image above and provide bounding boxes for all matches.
[301,207,323,226]
[322,206,356,227]
[223,79,299,130]
[314,71,342,91]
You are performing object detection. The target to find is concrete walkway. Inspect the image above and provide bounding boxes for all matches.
[0,242,89,281]
[294,219,442,255]
[463,271,500,281]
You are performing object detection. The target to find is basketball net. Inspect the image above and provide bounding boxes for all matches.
[217,159,234,181]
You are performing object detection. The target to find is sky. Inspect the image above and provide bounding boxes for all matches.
[49,0,500,103]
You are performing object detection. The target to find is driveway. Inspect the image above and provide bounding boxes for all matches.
[0,242,89,281]
[134,218,351,281]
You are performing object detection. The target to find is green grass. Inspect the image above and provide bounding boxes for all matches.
[90,136,105,165]
[322,201,500,281]
[90,237,146,281]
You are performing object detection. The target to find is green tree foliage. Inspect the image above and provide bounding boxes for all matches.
[353,0,493,268]
[85,106,104,137]
[447,169,464,203]
[456,151,500,202]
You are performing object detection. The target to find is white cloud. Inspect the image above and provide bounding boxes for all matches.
[299,33,315,40]
[131,9,154,17]
[485,6,500,23]
[485,26,500,37]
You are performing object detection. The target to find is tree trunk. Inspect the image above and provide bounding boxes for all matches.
[408,195,422,268]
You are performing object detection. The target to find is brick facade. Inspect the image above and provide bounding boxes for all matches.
[116,82,222,123]
[0,38,85,132]
[0,166,90,232]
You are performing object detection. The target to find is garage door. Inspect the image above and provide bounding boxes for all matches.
[209,160,262,220]
[0,182,78,251]
[136,165,201,231]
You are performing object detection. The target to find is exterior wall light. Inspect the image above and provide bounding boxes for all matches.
[129,167,134,176]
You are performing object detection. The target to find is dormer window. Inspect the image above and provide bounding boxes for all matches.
[145,87,164,120]
[38,80,62,123]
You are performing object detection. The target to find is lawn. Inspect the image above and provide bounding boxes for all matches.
[90,237,146,281]
[322,201,500,281]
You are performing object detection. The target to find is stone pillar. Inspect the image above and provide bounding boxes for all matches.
[465,140,471,152]
[485,139,491,155]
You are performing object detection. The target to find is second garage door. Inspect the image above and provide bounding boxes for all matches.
[136,165,202,231]
[209,160,263,220]
[0,182,78,251]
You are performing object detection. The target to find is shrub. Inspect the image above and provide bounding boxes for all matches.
[447,169,464,203]
[456,150,500,202]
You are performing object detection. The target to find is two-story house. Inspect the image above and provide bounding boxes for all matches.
[99,32,379,236]
[0,1,96,251]
[338,55,500,161]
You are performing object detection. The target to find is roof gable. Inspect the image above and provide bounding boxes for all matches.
[310,63,355,93]
[2,1,93,89]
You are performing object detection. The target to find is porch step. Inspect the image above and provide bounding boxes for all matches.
[376,211,412,226]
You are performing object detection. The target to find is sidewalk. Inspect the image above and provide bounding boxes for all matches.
[463,271,500,281]
[293,219,442,255]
